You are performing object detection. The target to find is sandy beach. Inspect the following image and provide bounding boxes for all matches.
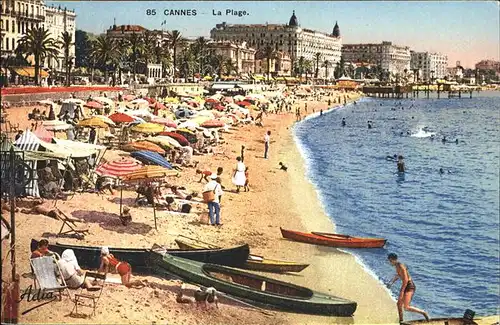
[1,93,399,324]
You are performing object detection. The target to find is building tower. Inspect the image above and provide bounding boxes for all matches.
[288,10,299,27]
[332,21,340,37]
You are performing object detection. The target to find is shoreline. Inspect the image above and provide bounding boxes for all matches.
[2,92,398,324]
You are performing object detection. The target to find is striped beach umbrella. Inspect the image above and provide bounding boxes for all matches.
[95,157,142,177]
[121,165,178,182]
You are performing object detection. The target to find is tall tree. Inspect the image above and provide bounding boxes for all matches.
[223,59,237,76]
[314,52,321,79]
[58,31,74,86]
[17,27,59,85]
[154,39,172,79]
[75,29,92,68]
[167,30,183,78]
[192,37,209,74]
[90,35,119,84]
[334,57,345,79]
[126,32,144,81]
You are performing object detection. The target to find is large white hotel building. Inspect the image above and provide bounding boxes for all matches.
[210,11,342,79]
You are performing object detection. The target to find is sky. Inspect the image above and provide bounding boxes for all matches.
[47,1,500,68]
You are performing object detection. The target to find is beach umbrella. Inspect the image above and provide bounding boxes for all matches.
[130,98,149,106]
[130,123,164,134]
[176,120,198,130]
[214,104,225,111]
[84,101,104,110]
[94,97,115,108]
[147,136,179,149]
[109,112,135,124]
[233,95,245,101]
[95,157,142,177]
[150,102,166,111]
[190,115,212,126]
[201,119,226,128]
[151,135,181,148]
[143,97,156,104]
[122,140,166,154]
[159,132,189,146]
[236,101,251,107]
[120,165,179,229]
[151,117,177,128]
[176,129,198,144]
[77,117,109,128]
[223,97,234,103]
[196,110,215,118]
[165,97,179,103]
[93,115,116,126]
[123,94,136,101]
[205,98,219,103]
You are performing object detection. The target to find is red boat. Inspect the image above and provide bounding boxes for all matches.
[280,228,386,248]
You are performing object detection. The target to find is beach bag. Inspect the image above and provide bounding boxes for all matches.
[180,203,192,214]
[202,190,215,203]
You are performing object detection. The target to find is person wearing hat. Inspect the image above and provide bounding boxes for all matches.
[202,173,223,226]
[119,206,132,226]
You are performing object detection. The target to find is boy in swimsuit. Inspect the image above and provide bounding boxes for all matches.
[387,253,429,323]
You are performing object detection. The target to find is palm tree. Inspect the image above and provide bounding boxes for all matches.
[167,30,183,78]
[58,31,74,86]
[297,56,306,80]
[17,27,59,85]
[314,52,321,79]
[303,59,313,83]
[90,35,119,84]
[263,46,275,83]
[192,37,209,74]
[126,32,145,81]
[223,59,237,76]
[154,40,172,79]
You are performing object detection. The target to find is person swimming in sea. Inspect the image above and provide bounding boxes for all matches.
[341,118,346,127]
[368,121,372,129]
[430,134,435,141]
[320,109,323,116]
[386,154,397,161]
[387,253,430,323]
[455,138,459,144]
[397,155,405,173]
[442,136,447,143]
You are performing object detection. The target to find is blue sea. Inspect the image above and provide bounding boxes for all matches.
[293,91,500,319]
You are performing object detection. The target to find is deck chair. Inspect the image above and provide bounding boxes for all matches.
[30,256,68,301]
[54,208,89,239]
[72,272,106,317]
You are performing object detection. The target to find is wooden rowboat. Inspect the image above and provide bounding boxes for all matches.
[152,253,357,316]
[175,238,309,273]
[30,239,249,274]
[280,228,386,248]
[402,315,499,325]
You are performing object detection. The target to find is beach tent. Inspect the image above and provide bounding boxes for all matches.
[130,150,173,169]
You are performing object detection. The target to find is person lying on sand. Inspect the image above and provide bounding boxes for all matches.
[99,246,145,289]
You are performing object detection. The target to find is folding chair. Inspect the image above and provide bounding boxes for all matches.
[54,208,89,239]
[30,256,68,301]
[72,272,106,317]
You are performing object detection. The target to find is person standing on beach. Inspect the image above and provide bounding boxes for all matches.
[387,253,429,323]
[203,174,223,225]
[342,118,346,127]
[241,145,245,162]
[264,131,271,159]
[232,157,246,193]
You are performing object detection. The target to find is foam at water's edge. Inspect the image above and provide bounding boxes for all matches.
[290,98,393,297]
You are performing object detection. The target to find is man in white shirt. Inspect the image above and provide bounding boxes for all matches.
[264,130,271,159]
[203,174,223,226]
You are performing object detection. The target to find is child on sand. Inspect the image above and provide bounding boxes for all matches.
[196,169,212,183]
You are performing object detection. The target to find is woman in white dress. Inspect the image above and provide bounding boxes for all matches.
[232,156,246,193]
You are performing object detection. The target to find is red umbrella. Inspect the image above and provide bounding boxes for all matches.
[188,101,199,107]
[159,132,189,146]
[123,94,136,101]
[108,112,135,123]
[205,98,219,103]
[144,97,156,104]
[236,101,251,107]
[84,101,103,109]
[214,104,225,111]
[152,117,177,128]
[96,157,142,177]
[223,97,234,103]
[150,102,166,110]
[201,119,225,128]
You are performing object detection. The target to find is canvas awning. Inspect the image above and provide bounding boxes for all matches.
[12,67,49,78]
[211,84,235,90]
